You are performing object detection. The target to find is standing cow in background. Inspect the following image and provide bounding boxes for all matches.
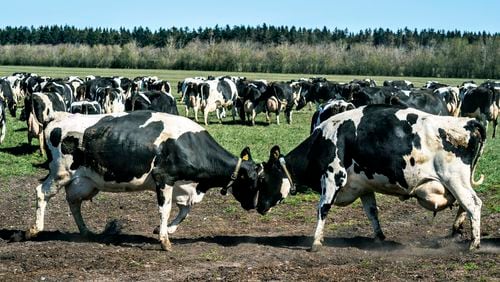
[461,86,498,138]
[255,104,486,252]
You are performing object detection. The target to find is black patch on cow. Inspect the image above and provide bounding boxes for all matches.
[354,105,418,188]
[410,157,416,166]
[61,135,84,170]
[49,128,62,148]
[334,171,346,187]
[406,113,418,125]
[320,203,332,220]
[335,120,356,170]
[81,111,163,183]
[156,130,235,186]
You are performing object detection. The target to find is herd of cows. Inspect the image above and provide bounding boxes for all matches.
[0,71,498,252]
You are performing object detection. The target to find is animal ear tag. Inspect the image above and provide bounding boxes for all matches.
[242,154,249,161]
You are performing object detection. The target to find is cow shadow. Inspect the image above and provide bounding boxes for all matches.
[175,235,405,251]
[0,229,160,249]
[0,143,39,156]
[3,228,498,253]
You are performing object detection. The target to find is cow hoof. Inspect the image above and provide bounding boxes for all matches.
[160,239,172,251]
[375,233,386,242]
[308,244,321,252]
[451,226,464,237]
[469,240,480,251]
[25,227,39,240]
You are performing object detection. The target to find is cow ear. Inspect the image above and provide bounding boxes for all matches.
[240,146,252,161]
[269,145,281,161]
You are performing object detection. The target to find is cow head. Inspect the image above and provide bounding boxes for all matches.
[222,147,262,211]
[255,145,293,214]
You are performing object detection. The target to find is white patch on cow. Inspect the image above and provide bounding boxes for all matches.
[137,112,205,145]
[138,92,152,105]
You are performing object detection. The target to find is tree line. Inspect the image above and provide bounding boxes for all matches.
[0,24,497,48]
[0,25,498,78]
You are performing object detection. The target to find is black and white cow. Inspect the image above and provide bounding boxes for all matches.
[0,79,17,117]
[383,80,414,90]
[310,99,355,133]
[70,101,102,115]
[199,77,238,125]
[126,91,179,115]
[25,92,67,155]
[0,97,6,144]
[255,104,486,252]
[460,86,498,138]
[433,86,461,116]
[26,111,261,251]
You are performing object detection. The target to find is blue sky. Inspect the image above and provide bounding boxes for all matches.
[2,0,498,33]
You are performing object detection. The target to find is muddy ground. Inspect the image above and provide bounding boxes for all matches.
[0,173,498,281]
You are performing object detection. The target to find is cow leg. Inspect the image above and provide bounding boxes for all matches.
[38,132,45,156]
[204,109,209,126]
[360,192,385,241]
[493,118,497,138]
[65,178,99,237]
[285,109,292,124]
[0,119,5,144]
[447,179,482,250]
[311,165,347,252]
[452,206,466,236]
[184,105,189,118]
[152,170,174,250]
[167,204,191,234]
[251,110,256,126]
[26,176,61,238]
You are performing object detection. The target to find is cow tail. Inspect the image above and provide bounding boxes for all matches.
[469,120,486,186]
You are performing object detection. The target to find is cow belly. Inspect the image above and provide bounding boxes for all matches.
[73,167,156,193]
[334,169,410,206]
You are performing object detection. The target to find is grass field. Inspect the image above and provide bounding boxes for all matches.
[0,65,498,213]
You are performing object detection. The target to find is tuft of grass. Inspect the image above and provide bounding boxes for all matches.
[200,248,224,262]
[464,262,479,271]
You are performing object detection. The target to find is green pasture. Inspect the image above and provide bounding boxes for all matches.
[0,66,498,213]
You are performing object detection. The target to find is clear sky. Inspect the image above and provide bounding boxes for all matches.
[1,0,498,33]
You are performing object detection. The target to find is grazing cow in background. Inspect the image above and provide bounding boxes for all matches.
[25,92,67,155]
[0,97,6,144]
[310,99,355,133]
[255,104,486,252]
[27,111,261,251]
[433,86,461,116]
[266,81,307,124]
[424,81,449,90]
[461,86,498,138]
[241,83,267,125]
[70,101,102,115]
[390,89,450,116]
[42,80,76,110]
[126,91,179,115]
[0,79,17,117]
[350,78,377,88]
[182,79,204,122]
[199,77,238,125]
[459,81,478,101]
[383,80,413,90]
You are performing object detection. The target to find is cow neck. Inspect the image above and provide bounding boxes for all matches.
[284,133,321,192]
[194,147,243,190]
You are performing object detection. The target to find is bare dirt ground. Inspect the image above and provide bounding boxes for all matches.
[0,173,498,281]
